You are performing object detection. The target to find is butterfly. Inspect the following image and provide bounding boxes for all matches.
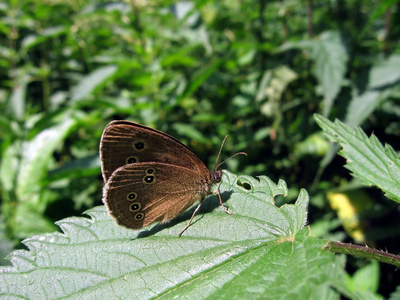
[100,121,246,236]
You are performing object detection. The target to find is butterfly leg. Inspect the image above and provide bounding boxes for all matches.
[177,191,232,237]
[214,190,233,215]
[177,202,203,237]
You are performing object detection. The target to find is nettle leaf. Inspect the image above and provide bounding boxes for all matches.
[0,171,339,299]
[368,54,400,89]
[280,31,348,117]
[315,114,400,203]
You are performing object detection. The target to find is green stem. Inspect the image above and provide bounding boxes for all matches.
[323,241,400,268]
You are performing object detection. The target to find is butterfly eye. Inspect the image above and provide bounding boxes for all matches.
[129,202,141,212]
[143,175,155,184]
[146,168,156,174]
[132,140,146,151]
[126,156,138,164]
[127,192,138,201]
[134,213,144,220]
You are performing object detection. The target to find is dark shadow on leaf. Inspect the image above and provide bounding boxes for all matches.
[136,190,233,238]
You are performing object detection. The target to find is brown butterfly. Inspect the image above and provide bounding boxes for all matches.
[100,121,245,236]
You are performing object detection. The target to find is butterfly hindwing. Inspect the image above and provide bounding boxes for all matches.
[103,162,210,229]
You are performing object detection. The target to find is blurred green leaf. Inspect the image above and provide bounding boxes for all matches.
[8,74,28,120]
[282,31,348,116]
[0,117,76,238]
[344,90,384,128]
[351,260,380,293]
[21,26,67,52]
[71,65,118,101]
[369,55,400,89]
[172,123,207,143]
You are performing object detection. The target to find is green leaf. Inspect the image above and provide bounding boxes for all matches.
[389,285,400,300]
[342,55,400,129]
[369,54,400,89]
[0,117,76,237]
[313,31,348,114]
[176,58,224,103]
[328,256,382,300]
[0,171,345,299]
[21,26,68,52]
[351,260,380,293]
[312,31,348,116]
[281,31,348,116]
[344,90,384,128]
[314,114,400,203]
[8,74,28,120]
[70,65,118,101]
[172,123,208,143]
[18,121,75,199]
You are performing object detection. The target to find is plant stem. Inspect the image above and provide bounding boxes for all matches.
[323,241,400,268]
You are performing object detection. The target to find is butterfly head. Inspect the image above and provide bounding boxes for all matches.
[210,169,223,184]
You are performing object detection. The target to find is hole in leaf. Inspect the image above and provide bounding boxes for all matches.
[237,180,251,190]
[275,194,286,207]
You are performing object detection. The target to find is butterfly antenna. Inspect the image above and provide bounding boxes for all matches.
[216,152,247,170]
[213,135,247,171]
[213,135,228,171]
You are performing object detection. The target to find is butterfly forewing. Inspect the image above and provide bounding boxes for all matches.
[100,121,209,182]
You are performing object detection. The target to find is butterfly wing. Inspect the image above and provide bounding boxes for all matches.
[100,121,209,182]
[103,162,213,229]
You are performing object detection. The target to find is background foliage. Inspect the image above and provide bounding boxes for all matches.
[1,0,400,298]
